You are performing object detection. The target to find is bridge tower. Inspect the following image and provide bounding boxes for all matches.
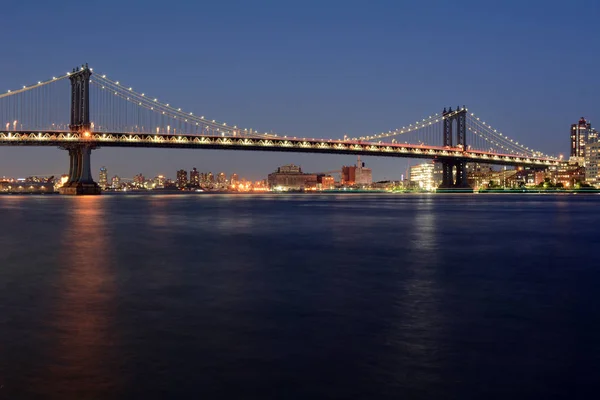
[438,106,470,190]
[59,64,101,195]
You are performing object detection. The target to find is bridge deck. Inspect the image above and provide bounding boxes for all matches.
[0,131,559,167]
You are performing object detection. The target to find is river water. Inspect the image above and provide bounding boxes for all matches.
[1,193,599,399]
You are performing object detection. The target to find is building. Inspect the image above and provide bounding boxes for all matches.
[317,175,335,190]
[341,165,356,185]
[466,163,493,189]
[153,175,166,189]
[410,162,437,191]
[176,169,188,188]
[342,156,373,186]
[571,117,597,164]
[217,172,226,185]
[0,180,55,193]
[557,161,585,188]
[190,168,200,186]
[111,175,121,189]
[267,164,317,190]
[585,142,600,186]
[133,173,145,188]
[99,166,108,189]
[230,173,239,186]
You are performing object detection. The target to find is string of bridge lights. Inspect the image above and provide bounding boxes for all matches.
[0,73,69,100]
[468,115,533,153]
[91,73,279,139]
[468,118,534,155]
[467,112,556,159]
[351,111,457,142]
[0,70,560,161]
[467,127,531,156]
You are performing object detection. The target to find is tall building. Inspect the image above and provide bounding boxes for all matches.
[217,172,226,185]
[154,175,166,188]
[230,173,239,186]
[190,168,200,186]
[585,142,600,186]
[111,175,121,189]
[99,166,108,189]
[133,173,145,188]
[176,169,188,188]
[570,117,596,162]
[207,172,214,183]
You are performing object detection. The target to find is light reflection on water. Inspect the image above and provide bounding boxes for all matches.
[43,197,118,397]
[0,194,600,399]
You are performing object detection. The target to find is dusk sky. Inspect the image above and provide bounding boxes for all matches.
[1,0,598,181]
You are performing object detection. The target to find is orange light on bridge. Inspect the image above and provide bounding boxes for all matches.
[84,131,91,138]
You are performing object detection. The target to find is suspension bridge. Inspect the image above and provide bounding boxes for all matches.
[0,64,559,194]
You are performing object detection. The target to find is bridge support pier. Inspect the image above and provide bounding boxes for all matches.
[59,145,101,195]
[58,65,101,195]
[436,160,472,192]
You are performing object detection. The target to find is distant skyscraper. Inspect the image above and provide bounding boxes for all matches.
[207,172,214,183]
[176,169,188,188]
[585,142,600,186]
[571,117,594,161]
[99,166,108,189]
[111,175,121,189]
[217,172,226,184]
[133,173,145,188]
[230,173,239,186]
[154,175,166,188]
[190,168,200,186]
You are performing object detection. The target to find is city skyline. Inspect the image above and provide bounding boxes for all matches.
[0,0,598,179]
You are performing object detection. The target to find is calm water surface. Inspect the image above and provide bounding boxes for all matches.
[1,193,600,399]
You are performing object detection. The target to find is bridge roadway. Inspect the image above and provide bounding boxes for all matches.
[0,130,559,168]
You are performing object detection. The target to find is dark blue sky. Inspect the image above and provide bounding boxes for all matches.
[1,0,598,180]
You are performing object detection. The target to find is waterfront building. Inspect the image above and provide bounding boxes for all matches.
[317,175,335,190]
[99,166,108,189]
[557,161,585,188]
[207,172,214,184]
[153,175,166,189]
[410,162,437,191]
[0,180,55,193]
[342,156,373,186]
[133,173,145,188]
[111,175,121,189]
[466,163,493,189]
[230,173,239,186]
[267,164,317,190]
[190,168,200,186]
[585,142,600,186]
[217,172,226,185]
[176,169,188,188]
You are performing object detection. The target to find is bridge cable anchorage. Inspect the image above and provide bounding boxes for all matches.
[89,73,280,139]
